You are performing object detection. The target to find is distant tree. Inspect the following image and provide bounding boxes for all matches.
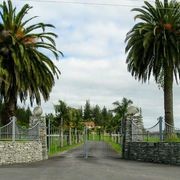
[73,108,83,130]
[112,98,133,132]
[92,105,102,125]
[112,98,133,120]
[15,106,32,127]
[45,113,55,126]
[83,100,92,121]
[54,100,68,147]
[101,106,109,128]
[54,100,68,126]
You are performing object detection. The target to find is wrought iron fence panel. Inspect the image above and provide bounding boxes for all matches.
[0,117,39,141]
[131,118,161,142]
[130,117,180,142]
[47,124,85,154]
[0,120,13,140]
[15,123,39,140]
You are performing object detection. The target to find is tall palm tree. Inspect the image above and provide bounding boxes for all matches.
[0,0,62,124]
[125,0,180,133]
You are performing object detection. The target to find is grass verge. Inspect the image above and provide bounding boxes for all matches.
[48,143,83,156]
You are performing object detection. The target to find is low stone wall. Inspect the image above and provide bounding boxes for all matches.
[0,141,43,165]
[124,142,180,165]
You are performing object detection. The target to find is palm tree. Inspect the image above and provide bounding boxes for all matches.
[112,98,133,121]
[0,0,62,124]
[125,0,180,133]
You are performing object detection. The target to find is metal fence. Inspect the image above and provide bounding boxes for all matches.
[47,125,84,154]
[0,116,39,141]
[131,117,180,142]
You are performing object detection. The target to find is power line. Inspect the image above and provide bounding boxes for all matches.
[15,0,180,9]
[17,0,151,8]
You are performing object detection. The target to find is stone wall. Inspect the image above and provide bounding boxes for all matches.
[0,141,43,165]
[124,142,180,165]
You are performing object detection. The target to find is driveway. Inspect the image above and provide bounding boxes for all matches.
[0,141,179,180]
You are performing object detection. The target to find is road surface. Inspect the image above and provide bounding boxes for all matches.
[0,141,179,180]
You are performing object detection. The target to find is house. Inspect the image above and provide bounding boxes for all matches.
[84,121,95,129]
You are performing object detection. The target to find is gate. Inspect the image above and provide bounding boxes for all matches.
[47,122,122,159]
[83,127,122,159]
[47,124,84,155]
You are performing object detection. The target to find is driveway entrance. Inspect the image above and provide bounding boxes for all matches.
[0,142,179,180]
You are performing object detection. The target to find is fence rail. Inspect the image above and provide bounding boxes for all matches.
[0,117,39,141]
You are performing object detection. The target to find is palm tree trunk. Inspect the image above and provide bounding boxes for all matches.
[164,65,174,136]
[1,95,16,125]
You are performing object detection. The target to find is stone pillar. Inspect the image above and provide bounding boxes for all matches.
[123,109,144,159]
[125,116,133,142]
[39,117,48,160]
[29,106,48,160]
[122,115,133,159]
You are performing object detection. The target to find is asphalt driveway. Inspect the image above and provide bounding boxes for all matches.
[0,141,179,180]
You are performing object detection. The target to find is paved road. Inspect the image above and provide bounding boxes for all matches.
[0,141,180,180]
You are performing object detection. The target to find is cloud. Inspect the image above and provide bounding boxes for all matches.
[41,58,162,126]
[13,0,180,128]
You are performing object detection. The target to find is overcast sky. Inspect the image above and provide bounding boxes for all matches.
[13,0,180,127]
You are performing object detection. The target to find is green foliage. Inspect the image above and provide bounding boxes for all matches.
[92,104,102,125]
[15,106,32,127]
[83,100,92,121]
[110,97,133,132]
[0,100,32,127]
[53,100,84,130]
[125,0,180,128]
[54,100,69,126]
[125,0,180,82]
[51,98,134,134]
[0,0,62,123]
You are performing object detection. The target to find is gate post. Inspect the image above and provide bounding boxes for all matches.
[84,126,88,159]
[121,117,127,159]
[122,116,132,159]
[12,116,16,142]
[158,116,163,142]
[30,106,48,160]
[122,106,139,159]
[39,116,48,160]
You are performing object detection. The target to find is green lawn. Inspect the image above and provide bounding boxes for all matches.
[88,133,122,153]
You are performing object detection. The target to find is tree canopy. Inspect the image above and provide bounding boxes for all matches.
[0,0,62,124]
[125,0,180,129]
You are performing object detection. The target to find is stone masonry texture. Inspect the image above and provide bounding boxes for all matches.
[0,141,43,165]
[124,142,180,165]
